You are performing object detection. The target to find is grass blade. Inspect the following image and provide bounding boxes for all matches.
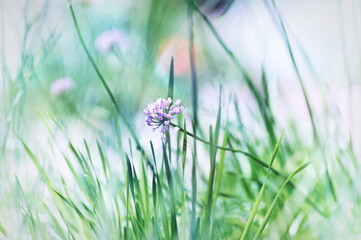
[241,130,284,240]
[168,56,174,99]
[162,143,178,239]
[97,140,109,181]
[150,141,170,239]
[182,119,187,183]
[253,162,310,239]
[0,221,6,237]
[166,57,174,162]
[266,0,317,140]
[202,126,216,238]
[20,138,52,187]
[213,130,228,204]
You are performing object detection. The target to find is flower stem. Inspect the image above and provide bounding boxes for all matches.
[171,122,328,217]
[170,122,273,170]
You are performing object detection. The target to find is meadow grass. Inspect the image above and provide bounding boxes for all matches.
[0,0,360,239]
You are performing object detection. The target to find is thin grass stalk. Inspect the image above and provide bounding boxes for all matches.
[150,141,170,240]
[67,1,153,172]
[213,130,228,205]
[188,1,198,236]
[162,143,178,239]
[202,126,216,238]
[241,131,284,240]
[253,162,310,239]
[268,0,318,141]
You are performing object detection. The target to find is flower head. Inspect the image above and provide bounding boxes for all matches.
[95,29,128,53]
[144,97,184,140]
[50,77,75,96]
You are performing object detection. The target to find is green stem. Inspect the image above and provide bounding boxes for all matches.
[170,123,328,217]
[68,1,117,107]
[68,1,154,171]
[188,2,198,237]
[270,0,318,141]
[170,122,272,171]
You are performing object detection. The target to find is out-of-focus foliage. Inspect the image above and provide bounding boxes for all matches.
[0,0,361,239]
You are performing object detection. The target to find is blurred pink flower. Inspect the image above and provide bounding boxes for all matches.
[50,77,75,96]
[95,29,128,53]
[158,38,203,75]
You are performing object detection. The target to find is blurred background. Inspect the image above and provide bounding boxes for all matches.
[1,0,361,239]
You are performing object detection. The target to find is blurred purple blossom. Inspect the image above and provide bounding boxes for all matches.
[144,97,184,140]
[95,29,128,53]
[50,77,75,96]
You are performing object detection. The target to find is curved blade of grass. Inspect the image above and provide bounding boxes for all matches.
[259,68,277,152]
[68,141,89,175]
[126,154,135,200]
[97,140,108,181]
[241,130,284,240]
[266,0,317,140]
[171,122,282,177]
[253,162,310,239]
[188,1,263,113]
[325,160,337,202]
[132,167,146,220]
[68,0,116,111]
[19,138,52,187]
[62,154,97,208]
[83,140,93,168]
[174,123,327,218]
[68,0,151,169]
[188,1,281,156]
[51,189,95,232]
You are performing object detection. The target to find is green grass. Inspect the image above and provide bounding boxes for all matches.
[0,0,360,239]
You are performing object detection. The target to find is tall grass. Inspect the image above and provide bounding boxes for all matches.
[0,0,360,239]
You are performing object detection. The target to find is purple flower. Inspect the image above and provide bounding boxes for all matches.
[144,97,184,140]
[95,29,128,53]
[50,77,75,96]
